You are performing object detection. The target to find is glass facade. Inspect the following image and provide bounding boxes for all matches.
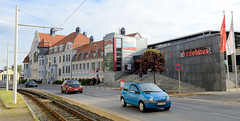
[116,38,122,71]
[104,39,113,72]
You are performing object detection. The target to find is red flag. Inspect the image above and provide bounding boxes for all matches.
[220,13,227,52]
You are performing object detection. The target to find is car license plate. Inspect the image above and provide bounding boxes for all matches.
[157,102,166,106]
[74,89,78,91]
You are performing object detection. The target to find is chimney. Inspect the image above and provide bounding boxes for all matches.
[75,26,80,35]
[83,31,87,36]
[90,36,94,44]
[50,28,56,37]
[120,27,125,35]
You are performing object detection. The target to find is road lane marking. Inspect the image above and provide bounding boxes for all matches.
[174,105,192,110]
[212,112,240,119]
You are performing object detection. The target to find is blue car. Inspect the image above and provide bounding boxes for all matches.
[120,82,171,112]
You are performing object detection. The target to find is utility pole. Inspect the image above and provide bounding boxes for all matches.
[13,5,18,104]
[13,5,63,104]
[6,42,9,92]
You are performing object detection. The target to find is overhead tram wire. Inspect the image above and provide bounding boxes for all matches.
[59,0,87,28]
[19,9,58,29]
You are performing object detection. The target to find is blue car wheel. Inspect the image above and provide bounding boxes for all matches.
[139,101,146,112]
[121,98,127,107]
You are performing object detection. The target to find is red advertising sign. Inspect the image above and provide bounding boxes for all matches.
[181,47,211,57]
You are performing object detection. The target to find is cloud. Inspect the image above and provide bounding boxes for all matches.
[0,0,240,69]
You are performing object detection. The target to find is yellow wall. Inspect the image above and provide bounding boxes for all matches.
[0,69,20,81]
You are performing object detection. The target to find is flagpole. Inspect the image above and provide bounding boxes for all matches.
[222,11,230,92]
[232,11,238,92]
[229,11,238,92]
[233,52,238,92]
[226,50,230,91]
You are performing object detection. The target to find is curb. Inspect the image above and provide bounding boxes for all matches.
[179,97,240,106]
[20,94,38,121]
[0,97,14,109]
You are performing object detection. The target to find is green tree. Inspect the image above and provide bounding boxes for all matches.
[4,65,22,72]
[140,49,165,84]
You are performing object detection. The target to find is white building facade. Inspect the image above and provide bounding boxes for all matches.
[23,27,147,83]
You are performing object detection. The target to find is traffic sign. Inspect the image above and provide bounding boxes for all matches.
[90,68,94,73]
[175,64,183,71]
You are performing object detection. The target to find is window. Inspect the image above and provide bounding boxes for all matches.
[72,64,75,71]
[42,60,44,65]
[123,84,130,91]
[59,69,61,76]
[24,64,28,69]
[129,85,139,93]
[49,49,53,53]
[87,63,89,69]
[67,66,70,73]
[101,51,103,56]
[76,64,78,70]
[93,52,96,57]
[83,63,85,69]
[66,55,69,61]
[62,66,65,73]
[59,56,61,63]
[67,45,70,50]
[68,54,70,61]
[63,55,65,62]
[98,62,101,71]
[92,62,95,70]
[54,57,56,63]
[80,63,82,70]
[34,52,38,62]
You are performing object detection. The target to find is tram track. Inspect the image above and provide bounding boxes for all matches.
[17,89,111,121]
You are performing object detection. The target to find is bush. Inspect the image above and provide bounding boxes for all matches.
[53,80,64,84]
[78,78,92,85]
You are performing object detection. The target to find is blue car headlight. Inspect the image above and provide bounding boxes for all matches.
[149,97,154,102]
[166,96,170,101]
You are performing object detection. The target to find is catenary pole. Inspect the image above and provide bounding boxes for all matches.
[6,42,9,92]
[13,5,18,104]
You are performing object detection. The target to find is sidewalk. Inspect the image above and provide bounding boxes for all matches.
[180,88,240,105]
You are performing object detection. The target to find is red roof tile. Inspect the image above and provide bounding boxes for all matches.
[52,32,90,47]
[38,38,50,48]
[73,40,112,61]
[23,55,29,63]
[127,33,137,37]
[38,33,65,48]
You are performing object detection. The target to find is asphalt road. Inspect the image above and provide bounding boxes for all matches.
[16,85,240,121]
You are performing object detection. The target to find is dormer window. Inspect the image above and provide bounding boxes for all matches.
[49,49,53,54]
[74,55,78,60]
[54,47,58,52]
[100,51,103,57]
[67,45,70,50]
[93,52,96,57]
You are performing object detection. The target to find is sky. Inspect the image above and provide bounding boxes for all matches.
[0,0,240,70]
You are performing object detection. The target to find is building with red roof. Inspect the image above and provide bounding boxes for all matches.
[23,27,147,84]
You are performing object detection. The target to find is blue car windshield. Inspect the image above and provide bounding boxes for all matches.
[68,80,80,84]
[138,83,162,92]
